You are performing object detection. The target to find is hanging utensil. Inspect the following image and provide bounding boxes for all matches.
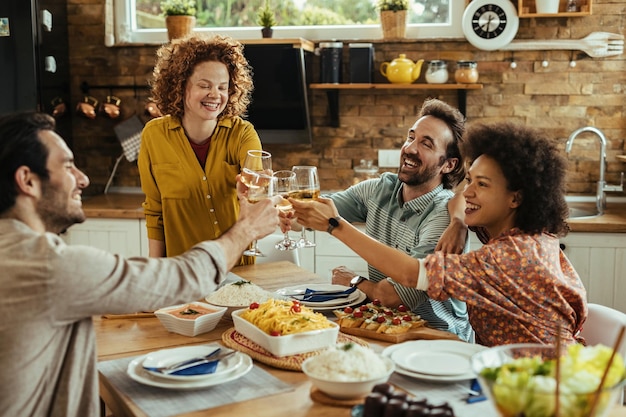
[502,32,624,58]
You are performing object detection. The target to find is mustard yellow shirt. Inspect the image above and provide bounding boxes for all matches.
[138,115,262,260]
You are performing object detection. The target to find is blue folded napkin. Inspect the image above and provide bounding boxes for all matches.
[298,286,357,303]
[168,360,219,376]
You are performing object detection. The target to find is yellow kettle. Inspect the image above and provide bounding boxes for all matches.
[380,54,424,84]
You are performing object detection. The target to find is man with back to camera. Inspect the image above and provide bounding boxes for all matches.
[287,98,472,340]
[0,111,281,417]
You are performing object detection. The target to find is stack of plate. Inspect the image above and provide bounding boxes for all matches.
[274,284,366,312]
[382,340,487,382]
[126,345,252,389]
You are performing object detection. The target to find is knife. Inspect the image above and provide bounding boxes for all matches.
[283,286,357,297]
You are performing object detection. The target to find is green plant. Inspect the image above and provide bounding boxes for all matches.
[160,0,196,16]
[257,0,277,28]
[377,0,409,12]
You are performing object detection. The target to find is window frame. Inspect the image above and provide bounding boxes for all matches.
[110,0,466,46]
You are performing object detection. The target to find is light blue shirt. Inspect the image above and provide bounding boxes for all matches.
[329,172,472,340]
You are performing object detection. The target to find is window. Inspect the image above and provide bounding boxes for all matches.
[110,0,464,45]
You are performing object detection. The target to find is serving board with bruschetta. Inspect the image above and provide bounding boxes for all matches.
[333,301,460,343]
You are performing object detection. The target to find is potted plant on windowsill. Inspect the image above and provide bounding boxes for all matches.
[257,0,277,39]
[161,0,197,41]
[377,0,408,40]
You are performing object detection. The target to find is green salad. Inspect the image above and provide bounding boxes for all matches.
[480,344,625,417]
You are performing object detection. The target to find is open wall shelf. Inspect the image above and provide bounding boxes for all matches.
[309,83,483,124]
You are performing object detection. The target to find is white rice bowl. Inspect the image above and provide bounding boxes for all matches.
[301,343,395,399]
[205,280,275,316]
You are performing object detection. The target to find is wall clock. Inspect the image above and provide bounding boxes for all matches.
[462,0,519,51]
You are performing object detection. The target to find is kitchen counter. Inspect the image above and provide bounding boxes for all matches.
[81,193,626,233]
[82,193,145,219]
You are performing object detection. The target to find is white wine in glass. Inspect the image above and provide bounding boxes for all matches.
[291,165,320,248]
[242,173,275,257]
[273,170,298,251]
[241,150,272,189]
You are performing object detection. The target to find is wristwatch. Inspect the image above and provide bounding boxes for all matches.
[350,275,366,288]
[327,216,341,234]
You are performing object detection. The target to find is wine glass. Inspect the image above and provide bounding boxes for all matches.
[273,170,298,251]
[291,166,320,248]
[241,150,272,188]
[242,173,276,257]
[241,150,272,257]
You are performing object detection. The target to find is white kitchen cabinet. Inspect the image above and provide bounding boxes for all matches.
[61,218,144,258]
[560,232,626,313]
[313,226,369,279]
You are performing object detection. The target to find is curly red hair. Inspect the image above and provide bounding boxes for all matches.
[150,34,253,120]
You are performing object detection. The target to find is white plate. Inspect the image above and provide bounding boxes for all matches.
[275,284,360,307]
[142,345,242,381]
[128,352,253,390]
[382,340,486,382]
[274,284,366,311]
[310,290,367,312]
[393,350,469,376]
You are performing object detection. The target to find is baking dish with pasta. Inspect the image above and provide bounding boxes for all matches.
[231,301,339,357]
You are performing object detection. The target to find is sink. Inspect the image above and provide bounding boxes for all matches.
[568,206,601,219]
[567,201,601,219]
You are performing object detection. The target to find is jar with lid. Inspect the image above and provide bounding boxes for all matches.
[455,61,479,84]
[425,60,448,84]
[353,159,379,185]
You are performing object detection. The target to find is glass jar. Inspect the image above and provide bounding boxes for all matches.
[353,159,379,185]
[425,60,449,84]
[455,61,479,84]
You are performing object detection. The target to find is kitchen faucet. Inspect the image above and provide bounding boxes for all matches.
[565,126,624,215]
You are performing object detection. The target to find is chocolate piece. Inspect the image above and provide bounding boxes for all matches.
[372,383,396,397]
[363,392,388,417]
[405,403,431,417]
[383,398,408,417]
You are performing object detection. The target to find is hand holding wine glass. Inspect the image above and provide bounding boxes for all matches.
[291,166,320,248]
[273,170,298,251]
[242,173,276,257]
[241,150,273,257]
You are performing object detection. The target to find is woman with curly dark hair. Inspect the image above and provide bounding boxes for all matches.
[138,34,262,263]
[291,122,587,347]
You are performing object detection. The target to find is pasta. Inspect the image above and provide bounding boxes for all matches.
[240,299,334,336]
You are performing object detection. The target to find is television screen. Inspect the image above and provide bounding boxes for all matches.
[244,44,312,145]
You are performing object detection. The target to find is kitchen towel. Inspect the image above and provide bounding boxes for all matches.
[114,115,144,162]
[98,354,294,417]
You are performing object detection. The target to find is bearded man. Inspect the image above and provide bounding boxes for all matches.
[325,98,472,340]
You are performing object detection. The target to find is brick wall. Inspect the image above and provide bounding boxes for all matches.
[66,0,625,195]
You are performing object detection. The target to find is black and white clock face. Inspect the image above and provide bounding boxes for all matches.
[462,0,519,50]
[472,5,507,39]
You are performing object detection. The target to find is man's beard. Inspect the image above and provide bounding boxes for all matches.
[398,156,445,186]
[36,182,85,234]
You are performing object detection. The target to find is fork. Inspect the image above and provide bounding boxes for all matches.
[502,32,624,58]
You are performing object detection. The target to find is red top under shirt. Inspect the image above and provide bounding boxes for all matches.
[189,138,211,167]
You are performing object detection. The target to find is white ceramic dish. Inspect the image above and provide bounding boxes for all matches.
[231,308,339,357]
[142,345,242,381]
[127,352,252,390]
[275,285,367,312]
[302,355,395,399]
[155,302,227,337]
[382,340,486,382]
[275,284,360,307]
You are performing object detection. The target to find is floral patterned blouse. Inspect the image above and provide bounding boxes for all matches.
[425,228,587,347]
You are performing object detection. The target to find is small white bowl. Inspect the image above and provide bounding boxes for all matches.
[155,302,226,337]
[231,308,339,357]
[302,355,395,399]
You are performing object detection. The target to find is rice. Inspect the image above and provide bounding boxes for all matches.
[205,280,273,307]
[305,343,388,381]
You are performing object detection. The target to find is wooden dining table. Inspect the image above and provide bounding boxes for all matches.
[95,261,626,417]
